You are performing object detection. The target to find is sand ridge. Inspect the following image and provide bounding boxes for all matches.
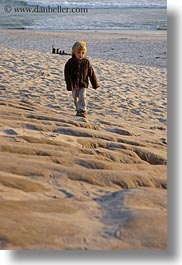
[0,45,167,250]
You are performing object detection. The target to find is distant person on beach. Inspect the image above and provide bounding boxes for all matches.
[64,41,99,118]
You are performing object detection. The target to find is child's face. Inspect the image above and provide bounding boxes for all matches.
[74,50,85,60]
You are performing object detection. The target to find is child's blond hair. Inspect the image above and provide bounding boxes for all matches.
[72,41,87,55]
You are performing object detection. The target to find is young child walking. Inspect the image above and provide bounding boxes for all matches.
[64,41,99,118]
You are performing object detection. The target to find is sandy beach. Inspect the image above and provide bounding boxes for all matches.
[0,30,167,250]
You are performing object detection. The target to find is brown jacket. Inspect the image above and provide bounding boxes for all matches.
[64,55,99,91]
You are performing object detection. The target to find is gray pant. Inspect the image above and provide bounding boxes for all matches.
[72,87,87,111]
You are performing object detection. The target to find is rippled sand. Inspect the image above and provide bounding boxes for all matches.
[0,31,167,250]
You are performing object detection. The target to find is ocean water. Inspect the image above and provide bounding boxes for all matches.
[15,0,167,9]
[0,0,167,30]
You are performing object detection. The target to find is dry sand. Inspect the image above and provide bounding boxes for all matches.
[0,29,167,67]
[0,30,167,250]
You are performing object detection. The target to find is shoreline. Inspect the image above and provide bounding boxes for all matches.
[0,28,167,39]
